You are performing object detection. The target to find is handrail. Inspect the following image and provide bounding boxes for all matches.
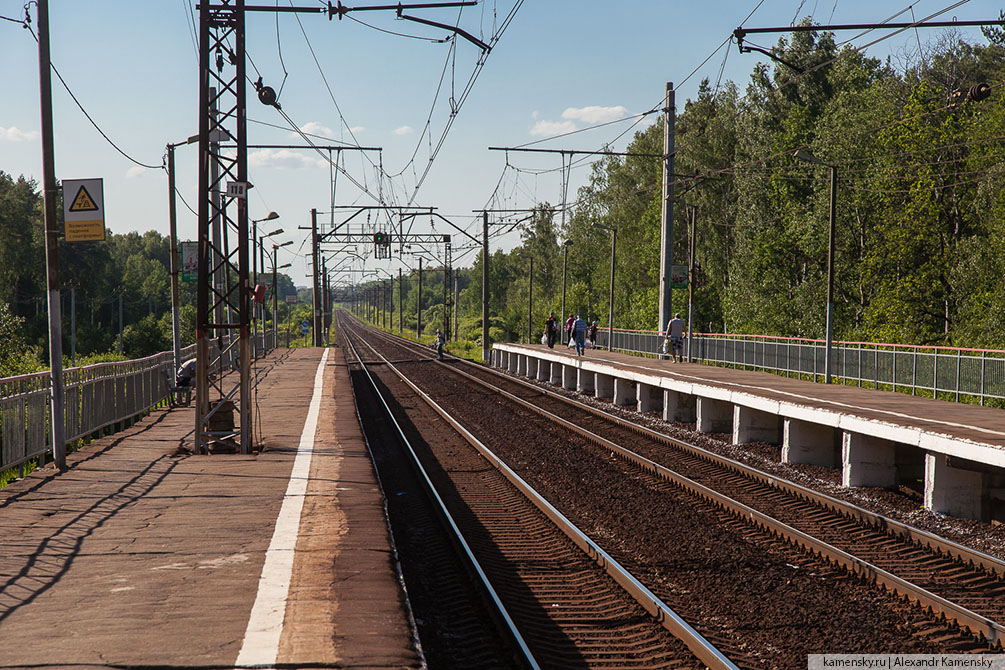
[602,327,1005,356]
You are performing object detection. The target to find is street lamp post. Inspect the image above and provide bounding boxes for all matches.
[251,212,279,357]
[592,223,616,352]
[272,240,293,349]
[561,240,571,344]
[258,224,283,353]
[794,149,837,384]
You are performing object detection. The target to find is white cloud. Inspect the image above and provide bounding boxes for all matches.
[349,126,365,134]
[561,105,630,124]
[531,110,539,120]
[125,166,147,179]
[249,148,324,170]
[297,121,336,139]
[393,125,413,136]
[530,119,576,137]
[0,126,38,142]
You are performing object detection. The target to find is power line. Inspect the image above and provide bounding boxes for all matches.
[24,25,162,170]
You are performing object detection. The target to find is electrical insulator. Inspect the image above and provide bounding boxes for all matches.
[968,83,991,102]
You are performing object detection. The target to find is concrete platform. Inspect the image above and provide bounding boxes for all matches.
[495,343,1005,522]
[0,348,420,669]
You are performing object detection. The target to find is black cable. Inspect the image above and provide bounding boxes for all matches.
[25,25,161,170]
[345,13,447,41]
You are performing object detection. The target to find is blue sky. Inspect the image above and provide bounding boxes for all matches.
[2,1,1000,283]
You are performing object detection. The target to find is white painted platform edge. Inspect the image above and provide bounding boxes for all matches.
[236,348,330,667]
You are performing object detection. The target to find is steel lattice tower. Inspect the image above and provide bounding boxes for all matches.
[196,0,251,454]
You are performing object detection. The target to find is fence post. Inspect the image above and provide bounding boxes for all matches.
[932,348,939,399]
[892,346,897,394]
[955,348,961,403]
[912,349,917,395]
[980,351,986,406]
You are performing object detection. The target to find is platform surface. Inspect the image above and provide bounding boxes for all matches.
[0,347,420,669]
[498,343,1005,452]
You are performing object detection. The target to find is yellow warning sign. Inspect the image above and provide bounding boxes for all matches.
[69,185,99,212]
[62,178,105,242]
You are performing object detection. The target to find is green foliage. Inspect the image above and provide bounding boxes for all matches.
[438,32,1005,353]
[0,302,41,376]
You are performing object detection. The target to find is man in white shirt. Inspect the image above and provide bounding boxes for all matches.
[664,313,687,363]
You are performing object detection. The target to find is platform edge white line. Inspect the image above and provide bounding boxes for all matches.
[236,348,330,667]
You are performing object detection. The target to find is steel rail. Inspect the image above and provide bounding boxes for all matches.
[455,354,1005,580]
[342,315,739,670]
[351,319,1005,647]
[338,320,540,670]
[457,362,1005,646]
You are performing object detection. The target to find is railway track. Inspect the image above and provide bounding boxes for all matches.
[342,313,1002,663]
[339,318,729,669]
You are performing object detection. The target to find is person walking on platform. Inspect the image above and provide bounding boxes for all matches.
[435,329,445,360]
[588,320,598,346]
[565,313,575,345]
[572,314,589,356]
[664,313,687,363]
[545,312,559,348]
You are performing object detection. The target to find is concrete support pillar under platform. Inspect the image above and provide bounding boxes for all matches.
[697,397,732,434]
[664,389,696,423]
[516,355,527,377]
[578,368,595,394]
[537,359,550,382]
[925,453,986,520]
[842,432,897,488]
[562,364,577,390]
[733,405,782,445]
[613,378,636,406]
[782,418,839,467]
[508,352,518,373]
[637,383,663,414]
[596,373,614,399]
[550,362,562,385]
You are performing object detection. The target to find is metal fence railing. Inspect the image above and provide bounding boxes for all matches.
[594,329,1005,405]
[1,329,281,478]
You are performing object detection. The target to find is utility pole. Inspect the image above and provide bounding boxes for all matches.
[659,81,676,336]
[272,247,278,350]
[687,205,696,363]
[481,211,489,362]
[398,268,403,334]
[311,208,320,346]
[527,256,533,344]
[417,256,423,337]
[443,261,449,340]
[118,293,124,353]
[561,240,570,345]
[453,274,459,340]
[37,0,65,470]
[166,142,187,373]
[322,256,330,346]
[70,287,76,367]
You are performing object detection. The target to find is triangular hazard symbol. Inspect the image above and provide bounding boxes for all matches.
[69,186,98,212]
